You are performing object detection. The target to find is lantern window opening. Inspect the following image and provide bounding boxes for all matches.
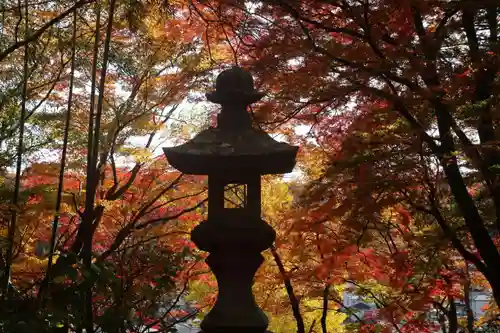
[223,183,247,208]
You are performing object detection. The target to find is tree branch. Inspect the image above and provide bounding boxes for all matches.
[0,0,95,62]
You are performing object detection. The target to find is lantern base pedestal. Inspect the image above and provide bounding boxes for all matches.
[189,213,276,333]
[196,252,269,333]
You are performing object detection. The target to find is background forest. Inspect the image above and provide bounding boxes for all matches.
[0,0,499,332]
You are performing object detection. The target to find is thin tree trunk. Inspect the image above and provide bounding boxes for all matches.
[448,296,458,333]
[70,0,101,256]
[37,9,78,310]
[321,284,330,333]
[464,264,475,333]
[271,245,305,333]
[2,0,29,296]
[81,1,116,330]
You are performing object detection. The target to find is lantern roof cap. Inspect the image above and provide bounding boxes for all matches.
[163,66,298,176]
[163,127,298,175]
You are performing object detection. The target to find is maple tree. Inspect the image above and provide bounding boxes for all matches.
[189,0,500,313]
[247,146,489,333]
[184,0,500,330]
[2,160,207,332]
[255,176,348,333]
[174,3,500,329]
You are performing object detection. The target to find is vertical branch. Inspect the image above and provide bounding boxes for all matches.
[82,0,117,257]
[464,264,475,333]
[85,2,101,209]
[82,0,117,330]
[316,233,329,333]
[71,0,101,255]
[91,0,116,182]
[320,284,329,333]
[270,245,306,333]
[447,295,458,333]
[2,0,29,295]
[40,8,78,306]
[221,24,239,66]
[308,318,317,333]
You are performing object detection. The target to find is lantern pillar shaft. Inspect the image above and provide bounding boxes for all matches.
[208,176,224,218]
[247,175,261,218]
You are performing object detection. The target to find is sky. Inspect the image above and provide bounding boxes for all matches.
[16,62,312,183]
[126,100,311,182]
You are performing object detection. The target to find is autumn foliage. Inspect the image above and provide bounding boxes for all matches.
[1,0,500,332]
[188,0,500,332]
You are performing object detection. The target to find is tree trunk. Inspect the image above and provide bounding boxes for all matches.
[435,101,500,306]
[448,296,458,333]
[321,284,330,333]
[2,0,29,295]
[38,8,78,310]
[79,0,115,330]
[271,245,306,333]
[464,264,475,333]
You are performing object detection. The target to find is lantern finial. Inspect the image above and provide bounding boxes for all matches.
[206,66,265,105]
[206,66,265,130]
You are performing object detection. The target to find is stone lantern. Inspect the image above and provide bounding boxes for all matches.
[163,66,298,333]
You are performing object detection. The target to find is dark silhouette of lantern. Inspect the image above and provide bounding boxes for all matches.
[163,66,298,333]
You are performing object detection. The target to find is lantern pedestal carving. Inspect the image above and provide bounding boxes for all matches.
[201,253,267,333]
[191,211,276,333]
